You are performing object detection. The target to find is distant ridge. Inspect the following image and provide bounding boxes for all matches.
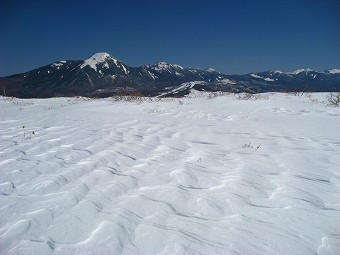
[1,52,339,98]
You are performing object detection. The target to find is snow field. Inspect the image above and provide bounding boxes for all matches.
[0,93,339,255]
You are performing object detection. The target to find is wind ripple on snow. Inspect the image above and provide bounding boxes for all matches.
[0,95,339,254]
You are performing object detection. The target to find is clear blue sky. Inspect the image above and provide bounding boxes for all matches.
[1,0,339,76]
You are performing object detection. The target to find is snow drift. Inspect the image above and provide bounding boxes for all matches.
[0,93,339,254]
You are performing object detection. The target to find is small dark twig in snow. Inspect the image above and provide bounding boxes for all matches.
[242,142,252,148]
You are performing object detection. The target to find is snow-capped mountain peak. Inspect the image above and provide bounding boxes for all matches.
[272,70,284,74]
[205,68,219,73]
[80,52,120,72]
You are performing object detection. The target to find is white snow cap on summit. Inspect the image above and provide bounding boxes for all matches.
[205,68,219,73]
[81,52,114,72]
[326,69,340,74]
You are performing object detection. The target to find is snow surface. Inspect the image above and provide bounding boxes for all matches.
[0,94,340,255]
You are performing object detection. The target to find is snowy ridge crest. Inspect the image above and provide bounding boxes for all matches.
[148,62,184,72]
[2,51,340,98]
[289,68,313,75]
[326,69,340,74]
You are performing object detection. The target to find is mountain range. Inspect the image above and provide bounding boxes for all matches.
[1,52,339,98]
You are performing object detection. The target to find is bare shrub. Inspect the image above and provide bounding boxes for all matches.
[236,93,269,100]
[288,91,304,96]
[156,97,176,102]
[112,91,148,104]
[1,96,16,101]
[207,92,218,99]
[253,94,270,100]
[43,106,54,110]
[327,93,340,107]
[207,91,233,99]
[242,142,261,150]
[12,100,34,107]
[282,86,310,96]
[305,93,319,104]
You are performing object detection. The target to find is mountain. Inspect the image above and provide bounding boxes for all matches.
[1,53,339,98]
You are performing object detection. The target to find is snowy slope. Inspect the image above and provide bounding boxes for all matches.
[0,94,339,255]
